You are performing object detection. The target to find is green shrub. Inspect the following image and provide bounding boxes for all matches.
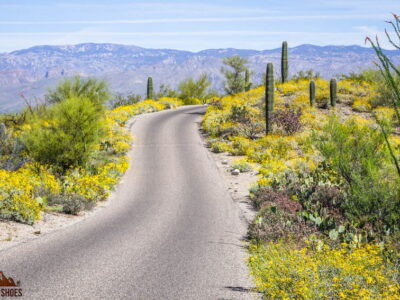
[232,159,252,172]
[0,123,27,171]
[23,96,105,171]
[46,76,110,108]
[221,56,249,94]
[48,193,94,215]
[228,105,264,139]
[315,116,400,235]
[248,187,316,243]
[210,141,230,153]
[110,93,141,109]
[292,69,320,81]
[361,69,400,108]
[178,74,214,104]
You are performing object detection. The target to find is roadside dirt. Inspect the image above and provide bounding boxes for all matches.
[0,191,115,252]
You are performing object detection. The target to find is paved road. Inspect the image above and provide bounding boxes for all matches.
[0,106,254,299]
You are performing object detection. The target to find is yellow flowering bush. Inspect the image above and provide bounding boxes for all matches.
[249,242,400,299]
[352,98,371,112]
[64,158,129,202]
[202,77,399,298]
[0,97,183,221]
[0,163,60,223]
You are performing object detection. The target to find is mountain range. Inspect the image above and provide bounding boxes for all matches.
[0,43,399,112]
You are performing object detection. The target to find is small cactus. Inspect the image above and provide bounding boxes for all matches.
[265,63,275,135]
[330,79,337,107]
[147,77,154,99]
[309,81,316,106]
[281,41,289,83]
[244,69,251,92]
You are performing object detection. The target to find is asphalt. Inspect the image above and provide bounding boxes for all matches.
[0,105,255,299]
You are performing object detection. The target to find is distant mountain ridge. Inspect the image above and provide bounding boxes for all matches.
[0,43,399,112]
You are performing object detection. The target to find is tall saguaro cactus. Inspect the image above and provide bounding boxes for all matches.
[281,41,289,83]
[147,77,154,99]
[265,63,275,135]
[309,80,316,106]
[330,79,337,107]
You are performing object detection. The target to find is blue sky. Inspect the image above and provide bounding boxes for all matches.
[0,0,398,52]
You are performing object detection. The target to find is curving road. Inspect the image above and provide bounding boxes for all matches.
[0,106,254,299]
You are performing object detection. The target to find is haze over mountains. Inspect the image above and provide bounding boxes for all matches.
[0,43,399,112]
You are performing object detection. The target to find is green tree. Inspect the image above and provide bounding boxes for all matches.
[221,56,249,94]
[23,96,105,171]
[46,76,110,108]
[156,84,178,99]
[178,74,213,104]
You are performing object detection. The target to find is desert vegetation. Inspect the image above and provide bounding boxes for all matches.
[0,77,183,223]
[202,15,400,299]
[1,10,399,299]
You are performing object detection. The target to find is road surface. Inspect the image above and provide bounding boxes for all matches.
[0,106,254,299]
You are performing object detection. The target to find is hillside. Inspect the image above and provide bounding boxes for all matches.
[1,43,399,112]
[201,77,400,298]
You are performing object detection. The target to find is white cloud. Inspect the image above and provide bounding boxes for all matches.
[0,14,389,25]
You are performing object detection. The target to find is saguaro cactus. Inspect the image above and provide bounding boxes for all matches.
[265,63,275,135]
[147,77,154,99]
[244,69,251,92]
[309,80,316,106]
[330,79,337,107]
[281,41,288,83]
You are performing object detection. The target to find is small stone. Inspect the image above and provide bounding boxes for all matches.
[221,160,228,165]
[231,169,240,175]
[234,189,238,192]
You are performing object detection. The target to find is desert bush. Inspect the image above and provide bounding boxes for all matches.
[249,242,400,299]
[249,187,316,243]
[229,136,252,155]
[23,96,105,172]
[210,141,230,153]
[46,76,110,108]
[156,84,179,99]
[178,74,214,104]
[0,123,27,171]
[272,108,302,135]
[110,93,141,109]
[231,158,252,173]
[0,163,60,224]
[292,69,320,81]
[48,193,93,215]
[228,105,264,139]
[315,116,400,235]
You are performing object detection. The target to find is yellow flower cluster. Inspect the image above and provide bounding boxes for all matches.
[64,157,129,202]
[1,97,183,223]
[202,78,399,298]
[352,98,372,112]
[202,79,383,190]
[0,163,60,223]
[249,242,400,299]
